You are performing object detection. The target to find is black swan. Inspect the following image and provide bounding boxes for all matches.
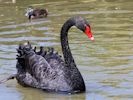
[25,6,48,20]
[0,16,94,94]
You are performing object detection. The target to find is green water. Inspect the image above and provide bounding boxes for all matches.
[0,0,133,100]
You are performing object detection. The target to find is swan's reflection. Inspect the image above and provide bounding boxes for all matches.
[16,83,86,100]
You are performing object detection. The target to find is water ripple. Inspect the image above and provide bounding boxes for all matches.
[0,37,56,42]
[0,30,30,35]
[69,10,133,15]
[0,20,50,29]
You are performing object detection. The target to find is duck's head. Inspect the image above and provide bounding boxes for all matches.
[25,6,34,17]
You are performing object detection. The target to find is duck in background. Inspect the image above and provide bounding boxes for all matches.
[25,6,48,20]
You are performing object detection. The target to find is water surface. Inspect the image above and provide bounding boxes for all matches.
[0,0,133,100]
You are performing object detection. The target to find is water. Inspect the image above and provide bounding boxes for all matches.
[0,0,133,100]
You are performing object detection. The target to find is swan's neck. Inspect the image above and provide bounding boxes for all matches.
[60,19,76,68]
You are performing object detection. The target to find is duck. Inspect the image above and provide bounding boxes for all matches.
[25,6,48,20]
[1,16,94,94]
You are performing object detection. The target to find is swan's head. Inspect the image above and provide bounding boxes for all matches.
[74,16,94,41]
[17,42,33,58]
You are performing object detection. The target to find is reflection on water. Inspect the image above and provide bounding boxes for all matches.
[0,0,133,100]
[16,83,86,100]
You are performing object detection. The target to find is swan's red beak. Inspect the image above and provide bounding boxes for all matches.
[85,26,94,41]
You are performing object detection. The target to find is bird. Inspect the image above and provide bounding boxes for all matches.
[25,6,48,20]
[15,16,94,94]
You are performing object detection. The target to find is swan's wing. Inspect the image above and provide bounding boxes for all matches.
[16,50,56,88]
[16,43,70,91]
[34,47,66,69]
[16,61,40,88]
[16,43,52,88]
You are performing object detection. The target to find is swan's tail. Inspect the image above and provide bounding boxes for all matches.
[0,74,17,84]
